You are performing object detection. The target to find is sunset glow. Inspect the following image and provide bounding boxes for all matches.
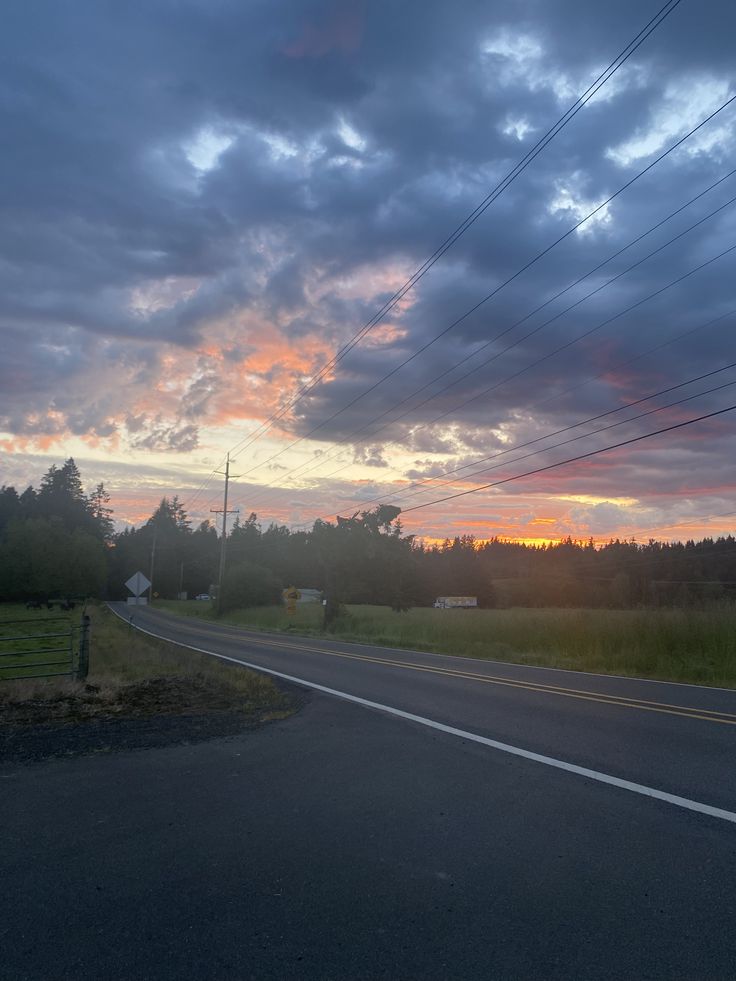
[1,1,734,545]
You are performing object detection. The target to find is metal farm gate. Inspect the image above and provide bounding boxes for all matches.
[0,613,90,682]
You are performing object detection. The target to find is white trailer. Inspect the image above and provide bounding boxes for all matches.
[433,596,478,609]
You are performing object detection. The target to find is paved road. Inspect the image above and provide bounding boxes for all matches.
[3,604,736,980]
[118,603,736,817]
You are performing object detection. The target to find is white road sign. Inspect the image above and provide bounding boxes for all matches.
[125,571,152,597]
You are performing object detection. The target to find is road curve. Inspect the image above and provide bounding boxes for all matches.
[4,604,736,981]
[112,602,736,820]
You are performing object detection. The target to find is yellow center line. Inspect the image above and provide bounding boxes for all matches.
[160,616,736,726]
[256,639,736,725]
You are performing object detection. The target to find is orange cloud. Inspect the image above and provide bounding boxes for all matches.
[0,432,66,453]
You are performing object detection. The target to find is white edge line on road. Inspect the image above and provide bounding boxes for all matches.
[110,606,736,826]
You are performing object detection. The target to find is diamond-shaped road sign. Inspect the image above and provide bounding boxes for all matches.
[125,571,152,597]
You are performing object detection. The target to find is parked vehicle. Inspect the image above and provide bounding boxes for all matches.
[433,596,478,609]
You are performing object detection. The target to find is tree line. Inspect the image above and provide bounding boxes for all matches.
[1,458,735,611]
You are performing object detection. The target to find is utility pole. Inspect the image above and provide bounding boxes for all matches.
[148,526,157,605]
[211,452,240,612]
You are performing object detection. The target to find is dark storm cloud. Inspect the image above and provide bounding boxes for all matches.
[1,0,734,514]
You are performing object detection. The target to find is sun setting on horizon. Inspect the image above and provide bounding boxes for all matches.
[1,0,734,549]
[4,6,736,977]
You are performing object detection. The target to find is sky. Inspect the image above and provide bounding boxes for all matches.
[1,0,735,545]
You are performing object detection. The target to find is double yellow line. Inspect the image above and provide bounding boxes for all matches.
[172,617,736,727]
[245,633,736,727]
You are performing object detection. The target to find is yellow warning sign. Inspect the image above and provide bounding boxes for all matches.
[283,585,301,615]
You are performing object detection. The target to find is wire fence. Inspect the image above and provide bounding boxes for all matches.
[0,610,90,682]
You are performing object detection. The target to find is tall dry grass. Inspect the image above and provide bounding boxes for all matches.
[159,600,736,687]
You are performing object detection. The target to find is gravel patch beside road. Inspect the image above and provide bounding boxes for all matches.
[0,675,303,764]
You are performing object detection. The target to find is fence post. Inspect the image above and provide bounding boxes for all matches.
[77,614,91,681]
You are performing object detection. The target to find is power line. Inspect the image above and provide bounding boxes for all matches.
[346,241,736,478]
[224,0,684,462]
[231,362,736,539]
[529,307,735,413]
[319,363,736,515]
[178,453,229,514]
[241,182,736,506]
[302,367,736,523]
[276,170,736,484]
[379,237,736,443]
[238,305,736,523]
[393,377,736,503]
[234,91,736,486]
[237,235,736,518]
[398,403,736,515]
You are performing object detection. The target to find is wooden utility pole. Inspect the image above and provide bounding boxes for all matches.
[148,526,157,604]
[211,453,239,611]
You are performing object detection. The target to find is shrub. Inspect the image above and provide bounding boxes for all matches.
[219,561,282,612]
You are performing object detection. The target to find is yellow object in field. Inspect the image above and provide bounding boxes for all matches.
[283,585,301,615]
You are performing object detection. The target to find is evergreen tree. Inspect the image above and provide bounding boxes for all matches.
[37,458,97,536]
[0,486,21,535]
[89,482,115,540]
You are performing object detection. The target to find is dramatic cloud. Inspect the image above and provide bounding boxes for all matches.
[1,0,734,542]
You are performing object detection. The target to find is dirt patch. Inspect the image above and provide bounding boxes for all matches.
[0,675,303,764]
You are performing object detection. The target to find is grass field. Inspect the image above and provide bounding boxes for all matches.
[0,603,287,714]
[158,599,736,688]
[86,605,282,703]
[0,606,80,681]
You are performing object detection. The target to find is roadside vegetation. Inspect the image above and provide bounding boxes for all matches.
[4,457,736,691]
[158,600,736,688]
[0,604,80,680]
[3,459,736,615]
[85,604,279,696]
[0,603,292,734]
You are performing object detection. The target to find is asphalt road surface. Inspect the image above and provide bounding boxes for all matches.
[2,603,735,980]
[118,603,736,817]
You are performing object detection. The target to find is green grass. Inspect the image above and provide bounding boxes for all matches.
[157,599,736,688]
[0,605,78,680]
[87,605,280,699]
[159,599,322,632]
[0,603,287,713]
